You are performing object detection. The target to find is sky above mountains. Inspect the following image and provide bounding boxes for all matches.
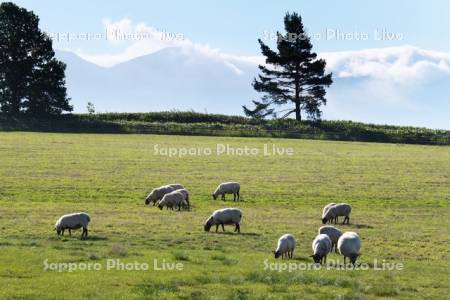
[10,1,450,128]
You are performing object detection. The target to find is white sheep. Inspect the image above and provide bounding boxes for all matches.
[157,190,188,211]
[322,203,352,225]
[338,231,361,265]
[318,225,342,253]
[322,203,337,224]
[145,184,184,205]
[273,234,296,259]
[54,212,90,239]
[204,208,242,233]
[212,182,240,201]
[311,233,332,264]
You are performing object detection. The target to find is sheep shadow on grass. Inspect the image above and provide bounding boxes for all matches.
[210,231,261,236]
[353,224,373,229]
[57,235,108,241]
[87,235,109,241]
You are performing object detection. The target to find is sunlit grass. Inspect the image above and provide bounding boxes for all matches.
[0,132,448,299]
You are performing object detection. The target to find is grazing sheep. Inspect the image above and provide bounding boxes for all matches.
[322,203,352,225]
[273,234,296,259]
[311,234,332,264]
[54,212,90,239]
[322,203,337,224]
[212,182,240,201]
[175,188,190,209]
[319,225,342,253]
[145,184,184,205]
[157,190,188,211]
[338,231,361,265]
[204,208,242,233]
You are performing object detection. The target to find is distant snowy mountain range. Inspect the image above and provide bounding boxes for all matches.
[56,45,450,129]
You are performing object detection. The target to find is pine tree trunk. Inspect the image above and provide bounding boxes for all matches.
[294,65,301,121]
[295,102,301,121]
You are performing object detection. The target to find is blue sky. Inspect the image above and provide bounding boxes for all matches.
[9,0,450,56]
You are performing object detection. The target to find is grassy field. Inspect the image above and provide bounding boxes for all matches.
[0,132,449,299]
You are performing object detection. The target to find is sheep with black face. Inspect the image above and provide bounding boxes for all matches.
[338,231,361,265]
[204,208,242,233]
[273,234,296,259]
[322,203,352,225]
[144,184,184,205]
[157,190,188,211]
[212,182,240,201]
[311,234,332,264]
[54,212,90,239]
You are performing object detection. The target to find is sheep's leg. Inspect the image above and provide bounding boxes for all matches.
[221,224,225,232]
[233,193,236,201]
[222,194,225,201]
[236,223,240,233]
[81,227,88,239]
[324,255,327,264]
[61,229,65,236]
[237,191,240,201]
[68,229,72,236]
[344,257,346,265]
[215,225,219,232]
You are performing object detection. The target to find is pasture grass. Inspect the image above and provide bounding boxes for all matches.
[0,132,449,299]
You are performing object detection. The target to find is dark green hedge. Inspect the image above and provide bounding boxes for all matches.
[0,112,448,145]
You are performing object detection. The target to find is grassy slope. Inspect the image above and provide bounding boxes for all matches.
[0,132,449,299]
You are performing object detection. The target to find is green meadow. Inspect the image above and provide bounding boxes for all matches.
[0,132,449,299]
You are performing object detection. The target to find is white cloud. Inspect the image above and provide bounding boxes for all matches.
[320,45,450,83]
[78,19,450,84]
[76,18,261,68]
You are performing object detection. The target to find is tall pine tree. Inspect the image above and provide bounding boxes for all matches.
[0,2,72,115]
[243,12,332,121]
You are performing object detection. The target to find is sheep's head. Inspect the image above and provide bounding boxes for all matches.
[349,253,359,265]
[204,216,214,232]
[55,226,61,235]
[157,203,163,210]
[311,254,322,264]
[321,217,328,224]
[182,200,189,210]
[212,193,217,200]
[145,190,156,205]
[273,250,281,259]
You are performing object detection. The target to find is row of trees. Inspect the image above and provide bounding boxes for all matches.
[0,3,332,120]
